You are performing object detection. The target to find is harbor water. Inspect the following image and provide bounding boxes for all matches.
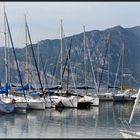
[0,101,140,138]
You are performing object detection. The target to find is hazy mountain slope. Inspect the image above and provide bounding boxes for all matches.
[1,25,140,88]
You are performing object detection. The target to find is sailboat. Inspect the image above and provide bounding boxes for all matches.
[24,15,45,110]
[77,26,99,108]
[0,6,30,114]
[119,88,140,138]
[55,20,78,108]
[4,12,28,112]
[0,7,15,114]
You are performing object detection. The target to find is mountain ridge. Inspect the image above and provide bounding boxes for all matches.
[0,25,140,88]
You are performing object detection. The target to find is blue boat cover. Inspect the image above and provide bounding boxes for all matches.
[0,83,9,94]
[14,83,30,91]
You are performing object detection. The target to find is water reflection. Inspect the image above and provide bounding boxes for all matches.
[0,102,139,138]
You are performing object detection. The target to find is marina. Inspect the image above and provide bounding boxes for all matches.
[0,2,140,138]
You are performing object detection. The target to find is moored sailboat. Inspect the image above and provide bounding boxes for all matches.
[24,15,47,110]
[53,20,79,108]
[4,9,29,112]
[77,26,99,108]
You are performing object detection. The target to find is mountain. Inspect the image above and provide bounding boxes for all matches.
[1,25,140,88]
[126,26,140,39]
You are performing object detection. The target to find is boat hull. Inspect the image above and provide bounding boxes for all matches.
[98,92,113,101]
[78,95,99,106]
[13,96,27,110]
[0,97,15,114]
[113,94,133,102]
[26,97,45,110]
[56,96,78,108]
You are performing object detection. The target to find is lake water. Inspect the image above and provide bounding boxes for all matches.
[0,101,140,138]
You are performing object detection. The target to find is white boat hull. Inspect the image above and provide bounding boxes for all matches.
[13,96,27,110]
[26,97,45,110]
[56,96,78,108]
[78,95,99,106]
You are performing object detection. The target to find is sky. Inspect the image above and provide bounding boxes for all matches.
[0,2,140,48]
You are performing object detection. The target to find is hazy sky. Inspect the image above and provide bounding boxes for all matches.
[0,2,140,48]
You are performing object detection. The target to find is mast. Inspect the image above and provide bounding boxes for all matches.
[25,16,44,94]
[7,30,10,83]
[66,39,72,92]
[121,43,124,91]
[64,38,77,93]
[37,41,40,74]
[4,7,26,98]
[84,26,98,91]
[40,55,49,91]
[97,35,110,93]
[25,14,29,84]
[60,19,63,87]
[113,47,122,91]
[86,37,98,91]
[4,8,8,83]
[107,38,110,92]
[83,25,86,86]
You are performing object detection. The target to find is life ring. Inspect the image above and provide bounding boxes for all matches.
[12,99,16,104]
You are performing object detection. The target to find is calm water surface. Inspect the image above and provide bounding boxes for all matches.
[0,101,140,138]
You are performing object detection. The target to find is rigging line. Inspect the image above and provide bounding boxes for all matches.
[86,36,98,92]
[97,34,110,93]
[107,39,111,92]
[83,25,86,86]
[60,19,64,88]
[24,14,29,84]
[64,38,77,93]
[119,34,125,91]
[51,51,61,86]
[25,41,36,87]
[40,55,49,93]
[25,16,44,94]
[121,43,124,91]
[42,58,49,85]
[66,39,72,92]
[94,49,100,87]
[61,39,72,82]
[4,8,27,99]
[4,11,8,84]
[113,46,123,92]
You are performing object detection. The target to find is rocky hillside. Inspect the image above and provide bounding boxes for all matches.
[1,25,140,88]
